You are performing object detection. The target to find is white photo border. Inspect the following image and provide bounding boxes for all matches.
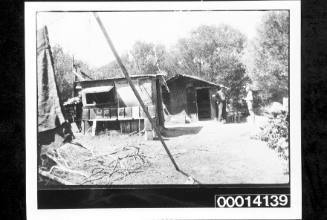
[25,1,301,219]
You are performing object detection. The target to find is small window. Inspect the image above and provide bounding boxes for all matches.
[82,86,115,106]
[86,91,115,106]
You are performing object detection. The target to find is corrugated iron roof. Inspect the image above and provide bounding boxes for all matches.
[166,74,229,89]
[81,85,114,93]
[76,74,162,83]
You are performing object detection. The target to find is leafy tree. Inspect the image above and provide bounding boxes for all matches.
[244,11,289,102]
[85,25,250,107]
[52,45,92,101]
[130,41,157,75]
[52,45,74,102]
[129,41,171,76]
[173,25,249,104]
[95,41,171,78]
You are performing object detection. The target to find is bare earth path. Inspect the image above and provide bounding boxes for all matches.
[77,120,289,184]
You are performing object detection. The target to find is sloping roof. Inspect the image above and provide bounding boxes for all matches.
[73,70,93,81]
[77,74,162,84]
[79,70,93,80]
[82,85,114,93]
[166,74,228,89]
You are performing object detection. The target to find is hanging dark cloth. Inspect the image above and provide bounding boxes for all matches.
[37,27,74,176]
[37,26,65,132]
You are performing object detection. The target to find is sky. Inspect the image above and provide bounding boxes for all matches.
[37,11,266,68]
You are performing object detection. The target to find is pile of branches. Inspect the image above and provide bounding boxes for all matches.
[39,143,150,185]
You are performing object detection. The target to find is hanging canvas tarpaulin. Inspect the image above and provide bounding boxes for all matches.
[37,26,66,132]
[115,80,140,107]
[116,79,153,107]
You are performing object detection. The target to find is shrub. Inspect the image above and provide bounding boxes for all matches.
[254,111,289,173]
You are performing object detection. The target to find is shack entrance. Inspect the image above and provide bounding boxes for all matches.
[196,88,211,120]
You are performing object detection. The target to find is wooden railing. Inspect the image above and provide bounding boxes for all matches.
[82,105,156,121]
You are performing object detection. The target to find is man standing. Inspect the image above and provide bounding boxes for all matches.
[245,85,255,123]
[215,87,226,123]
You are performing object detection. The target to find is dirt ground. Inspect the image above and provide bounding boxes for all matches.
[73,118,289,185]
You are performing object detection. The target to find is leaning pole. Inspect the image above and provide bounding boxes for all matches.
[92,12,200,184]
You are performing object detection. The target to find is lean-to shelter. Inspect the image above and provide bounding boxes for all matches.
[74,74,165,136]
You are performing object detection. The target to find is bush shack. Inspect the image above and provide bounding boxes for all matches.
[74,74,165,136]
[163,74,224,121]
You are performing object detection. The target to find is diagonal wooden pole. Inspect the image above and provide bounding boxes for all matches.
[93,12,202,184]
[93,12,181,169]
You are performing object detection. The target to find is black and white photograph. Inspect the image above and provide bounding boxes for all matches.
[37,8,290,185]
[26,1,301,219]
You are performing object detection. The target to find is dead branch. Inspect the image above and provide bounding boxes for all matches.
[49,165,89,178]
[39,169,75,185]
[41,141,150,185]
[128,129,145,136]
[54,148,71,168]
[44,151,89,178]
[84,153,117,162]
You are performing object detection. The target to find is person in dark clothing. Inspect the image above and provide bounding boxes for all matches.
[215,87,227,123]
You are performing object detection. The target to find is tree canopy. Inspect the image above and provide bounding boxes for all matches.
[176,24,249,101]
[52,45,91,101]
[51,11,290,106]
[244,11,289,102]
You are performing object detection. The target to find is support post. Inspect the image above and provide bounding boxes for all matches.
[91,120,97,136]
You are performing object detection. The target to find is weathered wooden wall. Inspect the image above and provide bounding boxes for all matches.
[120,120,144,133]
[78,76,163,134]
[166,77,188,115]
[165,76,217,120]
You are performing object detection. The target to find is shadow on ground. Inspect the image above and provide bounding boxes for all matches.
[161,126,203,138]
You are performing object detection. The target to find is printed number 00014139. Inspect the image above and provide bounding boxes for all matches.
[215,194,290,208]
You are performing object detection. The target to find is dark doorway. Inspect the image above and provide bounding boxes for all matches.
[156,79,164,126]
[186,87,197,117]
[196,88,211,120]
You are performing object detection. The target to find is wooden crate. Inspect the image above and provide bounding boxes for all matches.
[94,108,103,119]
[118,108,125,119]
[103,108,110,118]
[110,108,118,119]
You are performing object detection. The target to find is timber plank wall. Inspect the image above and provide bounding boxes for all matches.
[165,76,218,120]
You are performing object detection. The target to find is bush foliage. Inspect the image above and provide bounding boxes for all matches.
[244,11,289,103]
[255,112,289,166]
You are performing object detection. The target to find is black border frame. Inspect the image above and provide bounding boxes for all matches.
[2,0,326,218]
